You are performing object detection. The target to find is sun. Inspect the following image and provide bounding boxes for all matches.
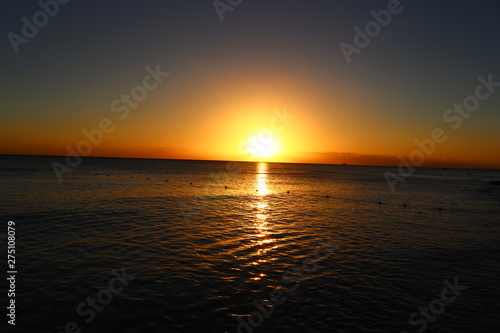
[247,133,280,159]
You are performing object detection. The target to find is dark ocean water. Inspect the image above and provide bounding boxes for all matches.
[1,155,499,332]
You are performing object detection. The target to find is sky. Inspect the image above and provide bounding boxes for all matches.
[1,0,500,168]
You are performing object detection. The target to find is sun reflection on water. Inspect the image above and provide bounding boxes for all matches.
[250,163,276,281]
[255,162,269,226]
[256,162,269,196]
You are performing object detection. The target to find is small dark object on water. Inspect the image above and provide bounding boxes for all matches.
[326,195,330,198]
[403,203,406,207]
[165,179,168,182]
[224,186,227,189]
[378,201,382,205]
[491,181,500,185]
[438,207,443,211]
[287,191,290,194]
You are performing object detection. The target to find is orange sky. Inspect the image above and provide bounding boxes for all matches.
[1,1,500,170]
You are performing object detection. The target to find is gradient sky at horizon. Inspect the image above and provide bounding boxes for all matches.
[1,0,500,168]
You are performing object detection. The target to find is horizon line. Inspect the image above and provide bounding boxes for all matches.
[1,153,499,171]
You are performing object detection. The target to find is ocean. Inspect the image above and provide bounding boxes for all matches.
[1,154,499,332]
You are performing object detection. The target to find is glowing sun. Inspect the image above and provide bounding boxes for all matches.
[247,133,280,159]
